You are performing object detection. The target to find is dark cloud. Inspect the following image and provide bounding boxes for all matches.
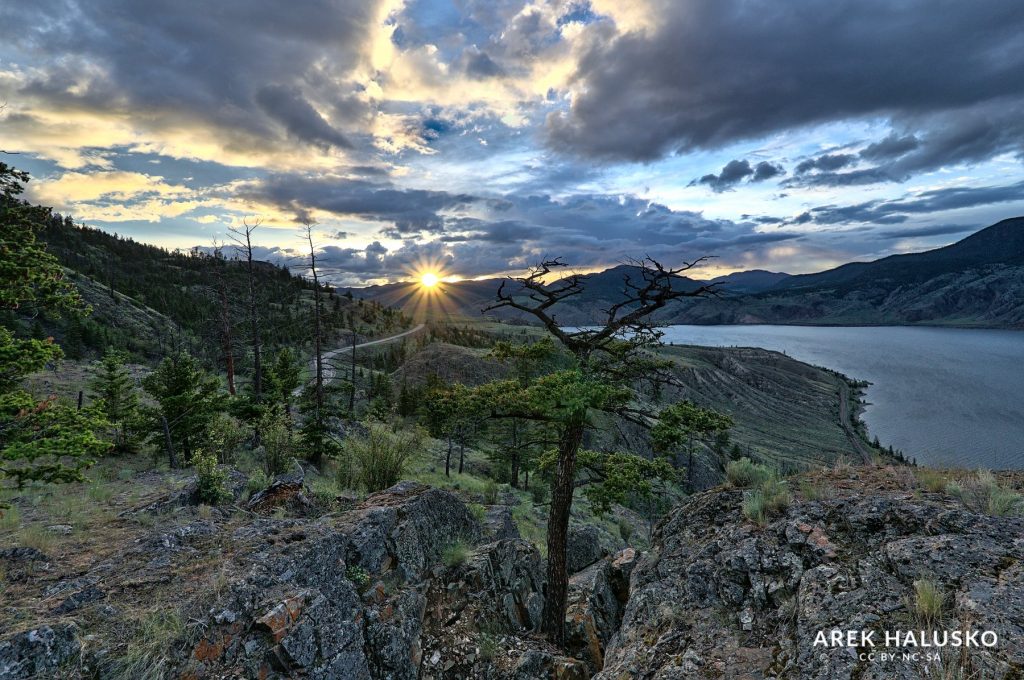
[860,133,920,161]
[230,173,804,282]
[463,48,506,79]
[795,153,857,174]
[695,159,753,192]
[255,85,352,150]
[1,0,378,151]
[546,0,1024,176]
[694,159,785,191]
[237,175,476,235]
[792,180,1024,226]
[874,224,975,240]
[786,167,896,188]
[751,161,785,182]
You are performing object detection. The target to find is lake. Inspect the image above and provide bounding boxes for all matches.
[658,325,1024,470]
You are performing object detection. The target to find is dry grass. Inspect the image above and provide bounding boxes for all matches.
[916,468,953,493]
[912,578,946,628]
[742,477,792,525]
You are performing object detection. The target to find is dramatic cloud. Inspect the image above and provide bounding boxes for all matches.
[791,180,1024,226]
[694,159,785,192]
[0,0,380,165]
[547,0,1024,173]
[2,0,1022,281]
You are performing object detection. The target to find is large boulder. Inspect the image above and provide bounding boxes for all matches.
[596,467,1024,680]
[182,481,484,679]
[566,524,610,574]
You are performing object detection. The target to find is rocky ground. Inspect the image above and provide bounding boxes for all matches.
[3,465,1023,679]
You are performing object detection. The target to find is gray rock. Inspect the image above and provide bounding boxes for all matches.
[0,625,80,679]
[482,505,520,541]
[565,559,624,672]
[596,480,1024,680]
[566,524,609,574]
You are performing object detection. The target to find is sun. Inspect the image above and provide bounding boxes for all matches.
[420,272,440,288]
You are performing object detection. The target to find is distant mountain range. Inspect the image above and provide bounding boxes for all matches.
[348,217,1024,329]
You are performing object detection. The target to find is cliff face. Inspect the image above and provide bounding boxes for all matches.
[3,466,1023,679]
[597,466,1024,679]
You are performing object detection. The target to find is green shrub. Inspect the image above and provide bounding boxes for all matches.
[346,565,371,591]
[246,469,270,498]
[742,477,791,525]
[913,578,945,628]
[190,449,231,505]
[618,517,634,544]
[482,479,499,505]
[947,469,1024,516]
[726,457,774,488]
[529,481,549,505]
[259,408,294,476]
[468,503,487,522]
[478,633,499,661]
[311,477,342,506]
[442,539,470,568]
[344,423,423,492]
[205,412,247,465]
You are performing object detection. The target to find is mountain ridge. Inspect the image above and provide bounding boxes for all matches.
[346,218,1024,329]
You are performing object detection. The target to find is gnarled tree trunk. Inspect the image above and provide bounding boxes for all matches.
[540,410,585,644]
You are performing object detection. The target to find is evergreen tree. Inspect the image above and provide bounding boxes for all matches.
[651,400,733,488]
[0,163,109,497]
[89,349,141,452]
[477,256,718,643]
[143,352,225,467]
[265,347,302,414]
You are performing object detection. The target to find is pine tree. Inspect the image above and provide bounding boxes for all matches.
[143,352,225,468]
[89,349,141,452]
[1,163,109,496]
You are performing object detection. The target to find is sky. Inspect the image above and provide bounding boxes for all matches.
[2,0,1024,285]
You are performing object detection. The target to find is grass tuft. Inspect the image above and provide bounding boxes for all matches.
[726,458,774,489]
[107,610,186,680]
[0,506,20,532]
[947,469,1024,517]
[442,539,471,568]
[913,578,946,628]
[742,477,791,525]
[17,524,55,554]
[798,478,832,501]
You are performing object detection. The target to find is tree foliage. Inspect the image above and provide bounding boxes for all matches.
[142,352,226,466]
[477,256,718,643]
[89,349,142,452]
[1,163,106,495]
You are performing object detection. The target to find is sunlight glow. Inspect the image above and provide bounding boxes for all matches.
[420,271,439,288]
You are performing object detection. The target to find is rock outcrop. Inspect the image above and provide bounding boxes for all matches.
[596,467,1024,680]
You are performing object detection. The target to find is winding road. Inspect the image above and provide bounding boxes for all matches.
[293,323,426,396]
[838,379,872,463]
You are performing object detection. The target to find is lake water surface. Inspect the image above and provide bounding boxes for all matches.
[659,325,1024,469]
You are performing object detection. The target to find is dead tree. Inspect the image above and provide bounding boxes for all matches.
[228,218,264,403]
[299,222,331,465]
[482,256,718,643]
[211,242,236,395]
